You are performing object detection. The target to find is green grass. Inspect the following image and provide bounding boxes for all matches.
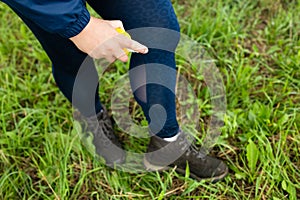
[0,0,299,199]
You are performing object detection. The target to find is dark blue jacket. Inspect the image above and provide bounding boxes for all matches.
[1,0,90,38]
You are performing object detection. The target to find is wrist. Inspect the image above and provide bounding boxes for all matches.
[69,16,94,42]
[60,6,91,38]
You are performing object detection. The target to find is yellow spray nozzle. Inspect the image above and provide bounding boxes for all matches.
[115,27,135,54]
[115,27,131,39]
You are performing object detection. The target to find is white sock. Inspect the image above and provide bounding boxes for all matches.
[163,131,180,142]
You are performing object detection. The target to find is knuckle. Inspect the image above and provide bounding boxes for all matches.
[120,37,131,46]
[116,20,123,25]
[102,52,108,57]
[106,46,113,52]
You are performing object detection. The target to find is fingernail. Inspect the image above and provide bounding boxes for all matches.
[143,48,149,54]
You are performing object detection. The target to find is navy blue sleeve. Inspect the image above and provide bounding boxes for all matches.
[2,0,90,38]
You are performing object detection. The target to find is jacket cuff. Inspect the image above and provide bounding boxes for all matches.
[59,7,90,38]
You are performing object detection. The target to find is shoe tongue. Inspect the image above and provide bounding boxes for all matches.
[96,109,105,120]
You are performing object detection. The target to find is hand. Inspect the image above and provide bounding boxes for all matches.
[69,16,148,62]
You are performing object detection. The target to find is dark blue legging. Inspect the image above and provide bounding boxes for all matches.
[8,0,180,138]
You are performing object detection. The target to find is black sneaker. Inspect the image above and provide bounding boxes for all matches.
[76,108,126,167]
[144,130,228,182]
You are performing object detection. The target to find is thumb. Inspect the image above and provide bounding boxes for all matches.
[107,20,125,30]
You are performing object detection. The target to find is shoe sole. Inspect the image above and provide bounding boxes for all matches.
[143,157,228,183]
[105,156,126,168]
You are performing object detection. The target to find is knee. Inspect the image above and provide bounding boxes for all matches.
[146,1,181,33]
[130,19,180,52]
[149,10,180,51]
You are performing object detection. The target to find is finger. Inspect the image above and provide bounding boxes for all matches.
[89,50,102,59]
[104,41,128,62]
[118,35,149,54]
[113,48,129,62]
[89,45,105,59]
[108,20,125,30]
[127,40,149,54]
[105,55,116,63]
[117,53,129,62]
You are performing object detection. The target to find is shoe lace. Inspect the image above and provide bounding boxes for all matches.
[86,110,115,146]
[177,134,206,159]
[97,111,115,141]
